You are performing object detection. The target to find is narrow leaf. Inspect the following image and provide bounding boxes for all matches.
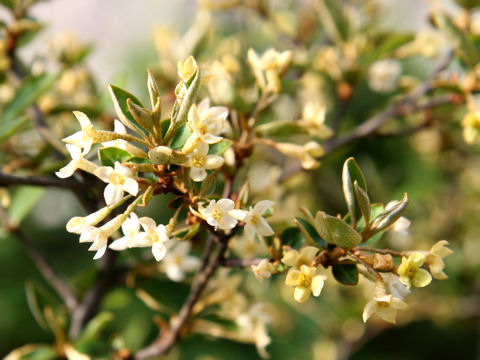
[294,217,326,248]
[354,180,371,225]
[108,85,148,136]
[208,139,232,155]
[332,264,359,285]
[342,157,367,226]
[314,211,362,249]
[371,193,409,232]
[280,227,304,249]
[98,147,132,167]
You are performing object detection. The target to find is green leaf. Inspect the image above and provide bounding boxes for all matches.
[314,211,362,249]
[363,33,414,65]
[433,12,479,68]
[371,193,409,233]
[342,157,367,226]
[294,217,326,248]
[8,186,45,227]
[108,84,148,136]
[208,139,232,155]
[354,181,371,225]
[160,118,171,138]
[356,203,386,247]
[169,124,191,150]
[280,227,304,249]
[24,281,60,333]
[199,172,216,197]
[98,147,132,167]
[1,74,57,142]
[77,312,114,344]
[332,264,359,285]
[255,121,307,137]
[126,156,152,165]
[0,115,29,143]
[317,0,350,43]
[0,0,14,10]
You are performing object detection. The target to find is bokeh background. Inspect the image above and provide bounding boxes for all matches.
[1,0,480,359]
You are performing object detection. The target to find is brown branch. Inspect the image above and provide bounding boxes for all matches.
[135,237,229,359]
[219,257,263,268]
[0,171,91,190]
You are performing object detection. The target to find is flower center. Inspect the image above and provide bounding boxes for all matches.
[298,273,312,288]
[212,207,223,222]
[192,154,206,167]
[110,172,125,186]
[148,229,159,243]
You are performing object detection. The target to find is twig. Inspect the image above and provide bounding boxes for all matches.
[135,239,229,359]
[0,171,91,190]
[219,257,263,268]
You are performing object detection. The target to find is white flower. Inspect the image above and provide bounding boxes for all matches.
[62,111,97,155]
[102,120,147,158]
[109,213,142,250]
[185,142,224,182]
[298,102,333,139]
[247,48,293,94]
[251,259,276,281]
[368,59,402,93]
[362,294,409,324]
[137,217,170,261]
[382,273,410,300]
[94,162,139,205]
[55,144,97,178]
[236,303,272,359]
[187,98,228,144]
[230,200,275,242]
[66,207,112,234]
[160,241,201,281]
[201,198,237,231]
[275,141,324,170]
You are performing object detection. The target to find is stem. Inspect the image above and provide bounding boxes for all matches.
[0,171,91,190]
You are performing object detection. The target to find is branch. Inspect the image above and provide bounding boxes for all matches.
[219,257,263,268]
[0,171,91,190]
[135,237,229,359]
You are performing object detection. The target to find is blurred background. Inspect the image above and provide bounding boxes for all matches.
[1,0,480,359]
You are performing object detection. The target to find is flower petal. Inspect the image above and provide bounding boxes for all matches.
[94,166,114,183]
[104,183,124,205]
[311,275,326,297]
[204,155,224,169]
[73,111,92,128]
[285,269,301,286]
[152,242,167,261]
[294,286,311,303]
[139,217,157,232]
[201,133,223,144]
[412,268,432,288]
[123,178,139,196]
[93,245,107,260]
[109,237,129,250]
[256,217,274,237]
[190,167,207,182]
[244,223,256,242]
[56,162,78,178]
[253,200,274,215]
[362,300,377,322]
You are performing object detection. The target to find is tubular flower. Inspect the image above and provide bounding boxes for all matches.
[136,217,170,261]
[159,241,200,282]
[62,111,106,155]
[236,303,272,359]
[281,246,319,269]
[367,59,402,93]
[94,162,139,205]
[397,252,432,289]
[185,141,224,182]
[285,265,326,303]
[298,103,333,139]
[201,198,238,231]
[247,48,293,94]
[55,144,97,178]
[230,200,275,242]
[274,141,324,170]
[183,98,228,154]
[362,294,409,324]
[109,212,142,250]
[425,240,453,280]
[251,259,276,281]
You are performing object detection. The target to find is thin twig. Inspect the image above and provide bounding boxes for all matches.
[0,171,91,190]
[219,257,263,268]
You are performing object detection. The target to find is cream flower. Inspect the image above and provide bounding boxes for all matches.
[275,141,324,170]
[236,303,272,359]
[137,217,170,261]
[362,294,409,324]
[185,98,228,146]
[94,162,139,205]
[55,144,97,178]
[66,207,113,234]
[160,240,200,281]
[382,273,410,300]
[109,212,143,250]
[368,59,402,93]
[299,103,333,139]
[62,111,98,155]
[251,259,276,281]
[397,252,432,289]
[425,240,453,280]
[201,198,238,231]
[185,141,224,182]
[282,246,319,269]
[247,48,293,94]
[285,265,326,303]
[230,200,275,242]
